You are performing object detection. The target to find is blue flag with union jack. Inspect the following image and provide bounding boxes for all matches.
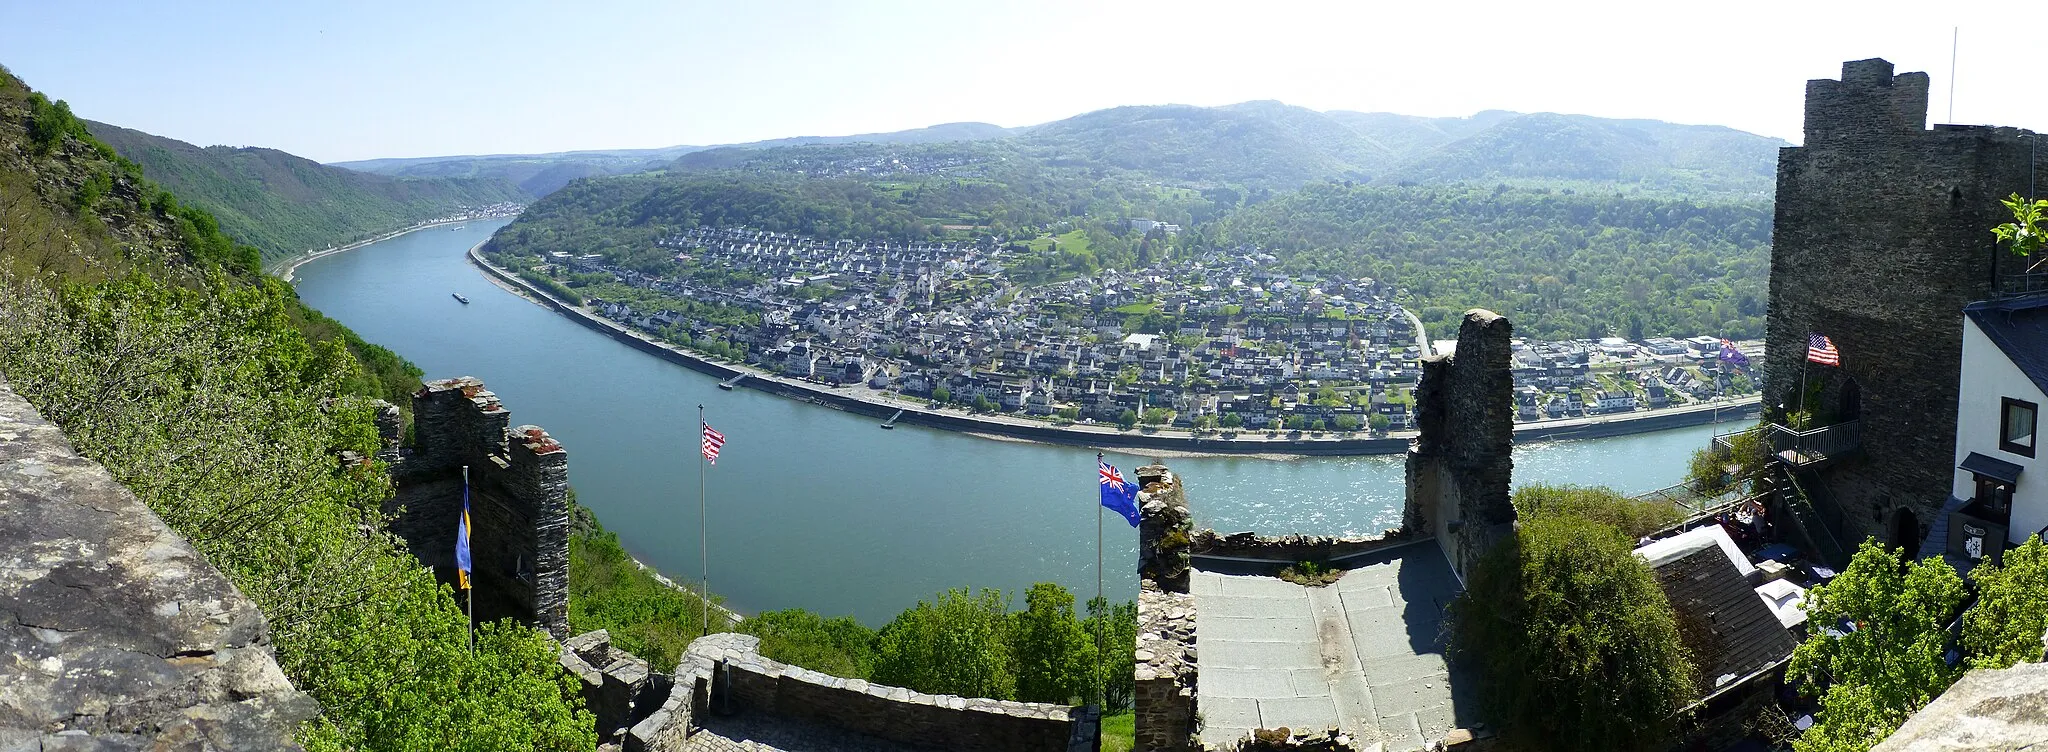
[1099,460,1141,527]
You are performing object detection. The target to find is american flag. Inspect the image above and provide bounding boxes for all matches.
[1807,333,1840,367]
[701,423,725,465]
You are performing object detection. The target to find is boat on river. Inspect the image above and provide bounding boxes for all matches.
[452,293,470,304]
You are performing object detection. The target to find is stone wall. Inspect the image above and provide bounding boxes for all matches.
[1767,58,2046,546]
[1136,464,1200,752]
[1188,529,1420,569]
[0,375,316,748]
[656,633,1091,751]
[385,377,572,640]
[560,630,671,744]
[1403,310,1518,578]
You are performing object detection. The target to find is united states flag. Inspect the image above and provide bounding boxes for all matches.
[1807,333,1840,367]
[701,423,725,465]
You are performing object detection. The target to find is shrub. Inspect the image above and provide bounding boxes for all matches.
[1513,483,1681,539]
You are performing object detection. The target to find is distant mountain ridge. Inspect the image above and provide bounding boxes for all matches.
[87,120,527,260]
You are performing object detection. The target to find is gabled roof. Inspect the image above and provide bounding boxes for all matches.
[1651,545,1798,698]
[1965,296,2048,397]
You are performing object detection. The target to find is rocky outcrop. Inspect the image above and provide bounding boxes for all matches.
[1875,657,2048,751]
[0,375,316,748]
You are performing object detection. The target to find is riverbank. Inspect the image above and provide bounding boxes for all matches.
[469,244,1761,456]
[270,214,515,282]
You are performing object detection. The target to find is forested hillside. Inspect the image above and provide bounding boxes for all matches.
[1216,183,1772,339]
[87,120,526,260]
[0,67,594,750]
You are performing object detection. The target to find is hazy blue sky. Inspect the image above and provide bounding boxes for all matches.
[3,0,2040,163]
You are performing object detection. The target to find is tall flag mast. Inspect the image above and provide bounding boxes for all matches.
[457,464,473,652]
[1097,455,1140,710]
[700,407,725,637]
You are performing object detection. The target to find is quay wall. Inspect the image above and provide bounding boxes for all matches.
[471,245,1760,457]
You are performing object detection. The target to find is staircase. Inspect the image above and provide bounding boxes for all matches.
[1773,466,1850,568]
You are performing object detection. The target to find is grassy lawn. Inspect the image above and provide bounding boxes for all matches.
[1101,712,1134,752]
[1111,300,1160,315]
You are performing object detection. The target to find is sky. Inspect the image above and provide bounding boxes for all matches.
[3,0,2042,164]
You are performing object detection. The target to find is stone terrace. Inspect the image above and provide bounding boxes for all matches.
[1193,540,1476,750]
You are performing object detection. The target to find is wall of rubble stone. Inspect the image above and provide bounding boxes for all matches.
[559,630,671,745]
[1189,528,1420,568]
[662,633,1090,751]
[1136,464,1200,752]
[0,375,316,748]
[1767,57,2048,546]
[1403,310,1517,578]
[385,377,572,640]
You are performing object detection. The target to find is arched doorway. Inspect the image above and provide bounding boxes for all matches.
[1839,378,1862,422]
[1891,508,1920,559]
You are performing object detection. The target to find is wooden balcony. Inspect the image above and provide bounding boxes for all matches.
[1767,420,1862,469]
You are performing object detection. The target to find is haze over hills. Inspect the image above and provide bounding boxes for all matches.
[336,101,1788,200]
[87,120,526,261]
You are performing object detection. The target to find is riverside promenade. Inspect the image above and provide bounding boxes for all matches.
[470,244,1759,457]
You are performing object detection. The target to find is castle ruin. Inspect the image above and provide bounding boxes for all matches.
[1765,58,2046,550]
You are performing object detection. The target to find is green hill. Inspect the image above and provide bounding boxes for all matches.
[87,120,527,261]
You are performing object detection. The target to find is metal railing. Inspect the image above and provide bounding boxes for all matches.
[1767,420,1862,468]
[1995,270,2048,299]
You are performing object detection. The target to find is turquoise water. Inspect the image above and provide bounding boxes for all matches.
[292,218,1725,623]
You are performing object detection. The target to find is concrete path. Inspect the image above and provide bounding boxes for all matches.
[1193,543,1474,750]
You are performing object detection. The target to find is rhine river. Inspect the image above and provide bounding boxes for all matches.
[293,218,1730,624]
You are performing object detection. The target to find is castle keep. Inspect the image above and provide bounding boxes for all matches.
[1765,58,2045,550]
[382,377,573,640]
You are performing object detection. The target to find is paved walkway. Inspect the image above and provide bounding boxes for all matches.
[1192,542,1476,750]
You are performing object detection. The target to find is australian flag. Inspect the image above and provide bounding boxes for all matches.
[1718,338,1749,367]
[1100,460,1141,527]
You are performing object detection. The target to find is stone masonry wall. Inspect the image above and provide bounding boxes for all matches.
[385,377,572,640]
[1404,310,1517,578]
[1136,464,1200,752]
[1767,58,2046,546]
[666,633,1088,751]
[0,375,316,748]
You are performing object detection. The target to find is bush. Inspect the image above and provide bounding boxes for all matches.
[1788,541,1964,752]
[1512,483,1681,539]
[1962,535,2048,670]
[1446,514,1693,751]
[871,588,1017,700]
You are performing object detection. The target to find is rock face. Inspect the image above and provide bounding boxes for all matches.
[1875,658,2048,751]
[1136,465,1201,752]
[0,375,316,748]
[1766,58,2046,546]
[1404,310,1517,578]
[560,630,670,744]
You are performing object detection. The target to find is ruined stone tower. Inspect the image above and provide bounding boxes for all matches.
[382,377,572,640]
[1766,59,2045,549]
[1405,309,1518,577]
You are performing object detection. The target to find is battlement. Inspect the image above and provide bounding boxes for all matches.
[1803,58,1930,143]
[384,377,572,640]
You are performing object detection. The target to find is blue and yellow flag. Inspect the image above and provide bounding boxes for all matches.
[456,481,472,590]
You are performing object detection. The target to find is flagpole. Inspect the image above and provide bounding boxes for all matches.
[464,464,473,654]
[1095,452,1106,711]
[700,403,710,638]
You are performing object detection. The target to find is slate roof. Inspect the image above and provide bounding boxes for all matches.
[1652,545,1798,698]
[1965,296,2048,397]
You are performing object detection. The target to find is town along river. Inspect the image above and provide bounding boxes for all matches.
[293,217,1731,624]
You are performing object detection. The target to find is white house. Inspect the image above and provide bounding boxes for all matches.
[1942,297,2046,563]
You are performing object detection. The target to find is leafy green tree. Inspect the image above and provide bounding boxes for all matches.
[1788,541,1965,752]
[1141,407,1172,425]
[1084,597,1139,712]
[1512,483,1680,539]
[932,385,951,403]
[740,608,877,680]
[1012,583,1090,705]
[1368,413,1390,432]
[1961,535,2048,670]
[1057,406,1081,421]
[1992,192,2048,260]
[1283,415,1308,431]
[1116,409,1139,428]
[974,395,997,412]
[1446,514,1693,751]
[871,588,1016,700]
[1334,414,1361,432]
[1220,412,1244,429]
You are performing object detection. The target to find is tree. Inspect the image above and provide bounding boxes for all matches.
[1512,483,1680,539]
[1446,514,1693,752]
[1220,412,1244,429]
[1116,409,1138,429]
[1012,583,1090,705]
[1992,192,2048,261]
[973,395,997,413]
[1788,541,1965,752]
[1368,413,1390,433]
[1334,414,1361,432]
[1308,419,1326,432]
[1057,406,1081,421]
[871,588,1016,700]
[740,608,877,680]
[1084,596,1139,713]
[1141,407,1172,425]
[1283,415,1307,430]
[933,385,951,403]
[1961,535,2048,670]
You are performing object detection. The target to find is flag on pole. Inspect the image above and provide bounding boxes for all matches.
[701,423,725,465]
[1718,338,1749,367]
[455,481,472,590]
[1806,333,1841,366]
[1099,460,1141,527]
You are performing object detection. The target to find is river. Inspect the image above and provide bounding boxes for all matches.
[292,218,1731,624]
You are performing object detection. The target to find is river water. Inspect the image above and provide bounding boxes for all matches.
[292,218,1728,623]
